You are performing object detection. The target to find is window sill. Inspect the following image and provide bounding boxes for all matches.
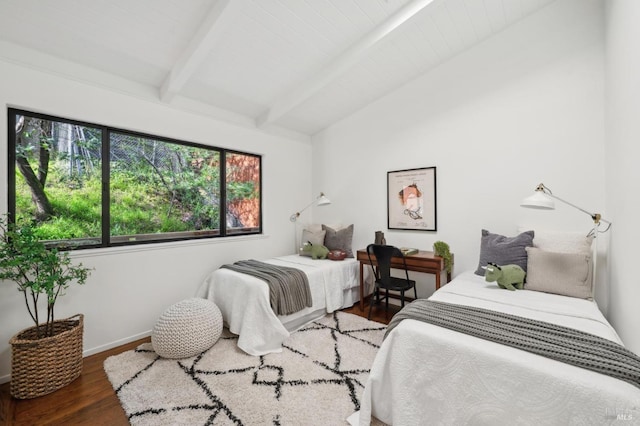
[69,233,270,259]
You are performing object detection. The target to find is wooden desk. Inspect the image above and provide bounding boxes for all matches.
[356,249,453,310]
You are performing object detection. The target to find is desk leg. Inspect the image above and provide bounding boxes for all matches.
[359,261,364,311]
[435,271,441,290]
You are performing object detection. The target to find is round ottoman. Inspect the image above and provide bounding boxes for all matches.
[151,298,223,359]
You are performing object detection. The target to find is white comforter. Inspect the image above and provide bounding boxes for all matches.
[196,255,358,356]
[353,271,640,425]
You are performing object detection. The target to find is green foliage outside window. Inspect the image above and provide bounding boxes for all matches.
[9,109,261,248]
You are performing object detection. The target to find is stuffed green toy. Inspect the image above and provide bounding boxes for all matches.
[301,241,329,259]
[484,262,525,291]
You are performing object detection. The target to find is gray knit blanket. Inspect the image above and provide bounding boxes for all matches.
[220,260,312,316]
[386,299,640,389]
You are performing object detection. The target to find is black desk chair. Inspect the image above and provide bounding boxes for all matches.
[366,244,417,319]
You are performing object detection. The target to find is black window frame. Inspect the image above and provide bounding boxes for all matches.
[7,108,262,250]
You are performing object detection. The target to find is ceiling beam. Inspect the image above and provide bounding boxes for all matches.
[256,0,437,128]
[159,0,240,103]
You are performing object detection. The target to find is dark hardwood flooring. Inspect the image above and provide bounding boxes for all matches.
[0,300,398,425]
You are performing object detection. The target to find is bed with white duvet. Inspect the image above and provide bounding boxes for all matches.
[196,254,359,356]
[352,271,640,426]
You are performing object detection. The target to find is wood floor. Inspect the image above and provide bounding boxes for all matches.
[0,301,398,426]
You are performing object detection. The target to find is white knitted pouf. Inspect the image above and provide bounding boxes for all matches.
[151,298,223,359]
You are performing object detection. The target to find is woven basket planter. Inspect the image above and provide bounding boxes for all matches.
[9,314,84,399]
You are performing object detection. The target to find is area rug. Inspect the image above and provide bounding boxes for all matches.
[104,311,386,425]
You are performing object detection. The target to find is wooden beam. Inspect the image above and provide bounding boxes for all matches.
[159,0,239,103]
[257,0,437,127]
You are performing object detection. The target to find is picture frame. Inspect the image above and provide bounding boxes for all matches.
[387,167,437,231]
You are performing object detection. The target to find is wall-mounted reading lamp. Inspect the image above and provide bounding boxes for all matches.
[521,183,612,303]
[290,192,331,222]
[520,183,611,233]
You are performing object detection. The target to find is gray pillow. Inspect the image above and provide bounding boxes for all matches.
[525,247,593,299]
[322,224,354,258]
[474,229,534,276]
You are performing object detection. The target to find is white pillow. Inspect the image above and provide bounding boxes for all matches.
[298,228,326,257]
[300,228,326,247]
[525,247,593,299]
[518,227,593,254]
[303,223,324,234]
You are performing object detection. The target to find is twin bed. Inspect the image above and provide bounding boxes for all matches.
[352,271,640,425]
[196,254,359,355]
[351,228,640,425]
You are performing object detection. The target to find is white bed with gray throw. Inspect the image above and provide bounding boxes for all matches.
[196,255,359,356]
[351,229,640,425]
[196,224,359,356]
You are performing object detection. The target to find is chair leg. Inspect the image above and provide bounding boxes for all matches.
[367,287,376,320]
[414,286,418,300]
[385,289,389,310]
[401,290,405,308]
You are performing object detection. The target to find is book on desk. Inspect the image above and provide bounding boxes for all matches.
[399,247,419,256]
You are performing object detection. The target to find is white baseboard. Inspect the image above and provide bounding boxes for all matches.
[82,330,152,357]
[0,330,152,385]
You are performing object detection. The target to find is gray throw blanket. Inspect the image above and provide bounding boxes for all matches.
[221,260,312,316]
[386,299,640,389]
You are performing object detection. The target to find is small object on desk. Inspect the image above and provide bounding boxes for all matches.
[400,247,418,256]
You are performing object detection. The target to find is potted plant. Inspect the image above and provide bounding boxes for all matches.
[0,215,92,399]
[433,240,453,275]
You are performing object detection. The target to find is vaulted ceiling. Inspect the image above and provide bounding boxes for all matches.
[0,0,557,139]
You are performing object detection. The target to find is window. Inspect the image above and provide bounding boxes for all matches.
[8,109,261,249]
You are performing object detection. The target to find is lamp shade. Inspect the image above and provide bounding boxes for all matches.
[521,191,555,210]
[317,194,331,206]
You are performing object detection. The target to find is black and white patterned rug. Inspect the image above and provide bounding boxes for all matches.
[104,311,386,425]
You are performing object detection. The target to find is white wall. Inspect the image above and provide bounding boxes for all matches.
[604,0,640,354]
[313,0,609,306]
[0,60,312,382]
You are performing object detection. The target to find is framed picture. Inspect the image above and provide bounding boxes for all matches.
[387,167,437,231]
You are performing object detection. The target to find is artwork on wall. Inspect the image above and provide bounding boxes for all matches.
[387,167,437,231]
